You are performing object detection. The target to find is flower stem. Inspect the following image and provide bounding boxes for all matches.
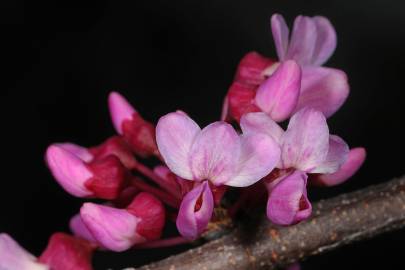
[133,236,192,249]
[135,162,180,198]
[130,177,180,208]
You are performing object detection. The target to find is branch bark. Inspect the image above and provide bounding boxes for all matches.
[133,175,405,270]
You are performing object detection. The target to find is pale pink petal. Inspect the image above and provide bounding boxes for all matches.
[69,214,97,243]
[176,181,214,239]
[0,234,49,270]
[108,91,137,134]
[189,122,240,185]
[295,66,349,117]
[315,147,366,186]
[156,112,201,180]
[311,16,337,66]
[57,142,93,162]
[255,60,302,122]
[225,133,280,187]
[267,170,312,225]
[286,16,317,66]
[281,108,329,172]
[46,145,94,197]
[271,14,290,60]
[240,112,284,144]
[80,203,144,251]
[312,135,349,174]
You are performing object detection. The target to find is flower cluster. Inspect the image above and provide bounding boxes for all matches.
[1,14,365,269]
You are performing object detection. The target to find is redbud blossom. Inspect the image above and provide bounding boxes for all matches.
[39,233,96,270]
[223,14,349,122]
[80,192,165,251]
[46,144,127,199]
[108,91,159,158]
[156,111,280,238]
[241,109,352,225]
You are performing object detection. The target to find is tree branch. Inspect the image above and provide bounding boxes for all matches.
[133,175,405,270]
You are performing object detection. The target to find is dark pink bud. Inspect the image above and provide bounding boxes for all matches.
[108,91,159,158]
[85,155,128,200]
[234,51,276,86]
[39,233,96,270]
[127,192,166,241]
[89,136,137,170]
[227,82,261,122]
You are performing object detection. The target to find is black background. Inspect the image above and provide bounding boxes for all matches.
[1,1,405,269]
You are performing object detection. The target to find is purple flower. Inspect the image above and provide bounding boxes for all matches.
[223,14,349,122]
[156,112,280,238]
[241,108,350,225]
[271,14,349,117]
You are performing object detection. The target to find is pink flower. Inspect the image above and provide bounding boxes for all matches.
[39,233,96,270]
[108,91,159,158]
[45,143,128,199]
[156,112,280,238]
[241,108,352,225]
[80,192,165,251]
[223,14,349,122]
[0,233,49,270]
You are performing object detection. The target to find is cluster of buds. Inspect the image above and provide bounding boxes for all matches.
[1,13,365,269]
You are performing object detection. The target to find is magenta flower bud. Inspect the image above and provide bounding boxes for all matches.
[69,214,97,243]
[39,233,96,270]
[266,170,312,225]
[233,51,276,86]
[80,192,165,251]
[85,155,128,200]
[0,233,49,270]
[108,91,159,158]
[46,145,94,198]
[89,136,137,170]
[176,181,214,240]
[312,147,366,186]
[46,144,128,199]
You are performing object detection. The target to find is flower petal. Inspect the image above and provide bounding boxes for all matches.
[314,147,366,186]
[0,234,49,270]
[286,16,317,66]
[311,16,337,66]
[108,91,137,134]
[46,145,94,197]
[225,133,280,187]
[57,142,94,162]
[156,112,201,180]
[271,14,290,61]
[267,170,312,225]
[240,112,284,144]
[295,66,349,117]
[176,181,214,239]
[234,51,275,86]
[189,122,240,185]
[281,108,329,172]
[69,214,97,243]
[80,203,143,251]
[312,135,349,174]
[255,60,301,122]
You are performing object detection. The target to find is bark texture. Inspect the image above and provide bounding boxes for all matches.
[132,175,405,270]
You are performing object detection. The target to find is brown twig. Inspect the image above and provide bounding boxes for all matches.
[132,175,405,270]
